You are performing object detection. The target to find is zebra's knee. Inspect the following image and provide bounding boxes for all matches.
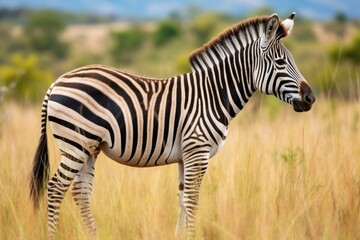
[47,172,72,201]
[71,180,93,207]
[71,180,80,198]
[178,183,185,206]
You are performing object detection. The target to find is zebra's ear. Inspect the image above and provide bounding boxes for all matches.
[264,13,280,41]
[261,13,280,49]
[279,12,295,38]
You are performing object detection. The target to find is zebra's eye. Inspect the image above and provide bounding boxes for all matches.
[275,58,286,65]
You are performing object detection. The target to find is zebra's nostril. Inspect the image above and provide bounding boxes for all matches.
[304,93,315,105]
[299,81,315,105]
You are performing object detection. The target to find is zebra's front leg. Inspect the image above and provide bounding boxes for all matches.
[176,150,209,239]
[175,162,186,239]
[71,156,97,238]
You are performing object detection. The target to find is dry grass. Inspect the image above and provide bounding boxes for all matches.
[1,98,360,239]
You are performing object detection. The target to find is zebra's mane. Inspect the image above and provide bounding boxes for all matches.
[189,16,284,72]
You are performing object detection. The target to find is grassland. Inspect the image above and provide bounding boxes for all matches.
[1,97,360,240]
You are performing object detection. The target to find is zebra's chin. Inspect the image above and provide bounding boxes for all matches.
[292,99,313,112]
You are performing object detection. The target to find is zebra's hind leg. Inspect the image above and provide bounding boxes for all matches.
[47,152,87,239]
[71,155,98,238]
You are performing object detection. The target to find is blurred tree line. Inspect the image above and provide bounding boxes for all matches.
[0,7,359,104]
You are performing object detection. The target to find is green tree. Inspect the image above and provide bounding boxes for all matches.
[342,34,360,63]
[0,53,53,103]
[330,33,360,64]
[325,33,360,98]
[324,11,348,39]
[24,10,69,58]
[191,12,232,45]
[153,19,181,46]
[110,27,145,63]
[191,13,219,44]
[334,11,347,24]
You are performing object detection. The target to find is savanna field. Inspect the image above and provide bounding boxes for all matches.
[0,6,360,240]
[1,97,360,240]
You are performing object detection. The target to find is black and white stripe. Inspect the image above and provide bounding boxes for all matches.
[30,12,314,239]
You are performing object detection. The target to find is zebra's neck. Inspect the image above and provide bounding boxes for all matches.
[192,51,256,126]
[189,16,267,72]
[188,17,267,125]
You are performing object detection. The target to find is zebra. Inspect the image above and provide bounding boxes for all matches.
[30,12,315,239]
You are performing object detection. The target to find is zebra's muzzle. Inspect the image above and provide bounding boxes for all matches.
[293,80,315,112]
[293,99,312,112]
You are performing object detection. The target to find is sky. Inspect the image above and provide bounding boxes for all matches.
[0,0,359,20]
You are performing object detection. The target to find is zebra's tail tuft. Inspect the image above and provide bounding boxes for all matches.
[30,87,52,209]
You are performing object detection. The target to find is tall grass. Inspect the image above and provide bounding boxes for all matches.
[1,98,360,239]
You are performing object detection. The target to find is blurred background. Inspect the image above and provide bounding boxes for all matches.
[1,2,360,239]
[0,0,359,105]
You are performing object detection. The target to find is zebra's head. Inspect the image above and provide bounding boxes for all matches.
[254,13,315,112]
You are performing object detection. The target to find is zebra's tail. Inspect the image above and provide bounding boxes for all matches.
[30,85,53,209]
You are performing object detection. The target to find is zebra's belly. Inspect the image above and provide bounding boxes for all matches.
[99,139,182,167]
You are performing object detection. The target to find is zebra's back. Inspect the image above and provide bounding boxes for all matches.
[47,65,184,167]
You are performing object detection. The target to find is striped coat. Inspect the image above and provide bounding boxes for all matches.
[30,12,314,239]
